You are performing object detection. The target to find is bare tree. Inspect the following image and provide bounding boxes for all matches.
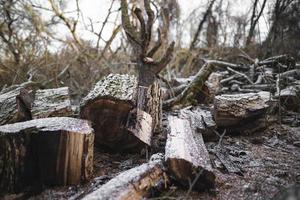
[245,0,267,46]
[120,0,174,110]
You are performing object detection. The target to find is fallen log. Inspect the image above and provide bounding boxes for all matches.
[165,115,215,190]
[275,85,300,111]
[80,74,162,150]
[0,117,94,193]
[31,87,73,118]
[83,153,168,200]
[213,92,270,128]
[179,106,217,141]
[0,87,32,125]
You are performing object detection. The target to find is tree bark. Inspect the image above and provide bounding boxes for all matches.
[82,153,167,200]
[80,74,162,150]
[213,92,270,128]
[165,114,215,190]
[31,87,73,119]
[0,117,94,194]
[0,87,32,125]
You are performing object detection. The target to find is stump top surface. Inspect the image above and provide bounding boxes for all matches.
[80,74,137,107]
[0,117,93,135]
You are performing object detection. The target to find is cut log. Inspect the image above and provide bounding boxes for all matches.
[165,115,215,190]
[80,74,162,150]
[213,92,270,128]
[0,87,32,125]
[31,87,73,118]
[180,106,217,142]
[83,153,168,200]
[0,117,94,193]
[275,85,300,112]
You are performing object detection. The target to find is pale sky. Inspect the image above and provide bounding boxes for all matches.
[38,0,270,49]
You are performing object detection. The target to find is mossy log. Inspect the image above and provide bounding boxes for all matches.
[165,115,215,190]
[213,92,270,128]
[0,87,32,125]
[0,117,94,194]
[80,74,162,150]
[83,154,167,200]
[31,87,73,118]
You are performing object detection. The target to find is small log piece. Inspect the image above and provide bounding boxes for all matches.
[80,74,162,150]
[213,92,270,128]
[83,153,168,200]
[31,87,73,118]
[0,87,32,125]
[0,117,94,194]
[165,115,215,190]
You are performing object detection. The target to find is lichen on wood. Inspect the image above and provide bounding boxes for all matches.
[31,87,73,118]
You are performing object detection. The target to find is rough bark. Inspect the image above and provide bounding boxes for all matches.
[180,106,217,142]
[165,115,215,190]
[80,74,162,150]
[83,153,168,200]
[0,117,94,193]
[0,87,32,125]
[31,87,73,119]
[213,92,270,128]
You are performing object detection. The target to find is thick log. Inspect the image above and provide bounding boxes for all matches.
[0,117,94,193]
[165,115,215,190]
[275,85,300,111]
[80,74,162,150]
[31,87,73,118]
[83,153,168,200]
[0,87,32,125]
[213,92,270,128]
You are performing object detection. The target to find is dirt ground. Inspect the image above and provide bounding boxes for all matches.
[3,112,300,200]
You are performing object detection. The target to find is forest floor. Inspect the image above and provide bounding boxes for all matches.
[4,112,300,200]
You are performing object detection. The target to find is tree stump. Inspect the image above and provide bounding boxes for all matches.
[165,115,215,190]
[31,87,73,118]
[0,117,94,194]
[83,153,167,200]
[0,87,32,125]
[80,74,162,150]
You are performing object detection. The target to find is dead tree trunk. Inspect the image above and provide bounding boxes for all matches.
[31,87,73,118]
[165,114,215,190]
[82,154,167,200]
[120,0,174,123]
[0,117,94,193]
[80,74,161,150]
[0,87,32,125]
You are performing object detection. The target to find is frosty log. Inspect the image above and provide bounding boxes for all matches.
[165,115,215,190]
[80,74,162,150]
[31,87,73,118]
[0,87,32,125]
[0,117,94,193]
[83,154,167,200]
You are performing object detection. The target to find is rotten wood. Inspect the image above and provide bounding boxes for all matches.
[165,114,215,190]
[31,87,73,119]
[0,87,32,125]
[82,153,168,200]
[0,117,94,193]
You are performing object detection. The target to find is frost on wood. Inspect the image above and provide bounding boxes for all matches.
[31,87,73,118]
[213,92,270,127]
[165,115,215,190]
[83,153,167,200]
[179,106,217,141]
[0,117,94,193]
[0,87,32,125]
[80,74,162,150]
